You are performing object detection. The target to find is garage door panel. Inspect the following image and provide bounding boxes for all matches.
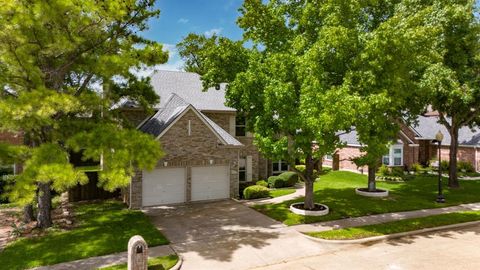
[142,168,186,206]
[191,166,230,201]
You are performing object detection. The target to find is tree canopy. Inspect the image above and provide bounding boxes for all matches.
[0,0,167,227]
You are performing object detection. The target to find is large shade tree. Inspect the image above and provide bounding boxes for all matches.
[419,0,480,188]
[177,0,435,209]
[0,0,166,228]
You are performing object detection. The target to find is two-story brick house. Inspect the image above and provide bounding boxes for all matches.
[123,71,285,208]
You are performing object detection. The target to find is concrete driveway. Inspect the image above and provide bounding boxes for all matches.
[143,200,330,270]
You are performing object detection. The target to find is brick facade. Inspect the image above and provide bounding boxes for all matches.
[203,111,269,181]
[0,131,24,173]
[129,109,240,209]
[333,123,480,172]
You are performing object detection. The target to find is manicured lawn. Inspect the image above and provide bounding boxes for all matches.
[269,188,296,198]
[99,254,178,270]
[0,200,168,270]
[306,211,480,240]
[254,171,480,226]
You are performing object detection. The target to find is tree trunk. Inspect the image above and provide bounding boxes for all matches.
[448,128,459,188]
[23,204,35,223]
[368,165,377,192]
[37,182,52,228]
[303,154,315,210]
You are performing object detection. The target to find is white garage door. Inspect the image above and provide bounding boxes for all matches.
[191,166,230,202]
[142,168,186,206]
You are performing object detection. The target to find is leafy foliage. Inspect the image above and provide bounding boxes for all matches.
[243,185,270,200]
[0,0,167,224]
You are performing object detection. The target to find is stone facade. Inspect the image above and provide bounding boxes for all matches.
[129,109,241,209]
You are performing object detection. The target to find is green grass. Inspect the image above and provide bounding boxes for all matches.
[0,202,17,209]
[99,255,179,270]
[0,200,168,270]
[254,171,480,226]
[269,188,296,198]
[306,211,480,240]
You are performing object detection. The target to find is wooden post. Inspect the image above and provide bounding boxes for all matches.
[128,235,148,270]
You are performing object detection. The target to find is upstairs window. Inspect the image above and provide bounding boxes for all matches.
[235,115,246,137]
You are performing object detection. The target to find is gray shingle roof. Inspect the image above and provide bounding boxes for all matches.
[139,94,189,136]
[412,115,480,146]
[139,94,242,147]
[150,70,235,111]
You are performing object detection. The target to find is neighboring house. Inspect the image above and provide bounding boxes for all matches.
[122,71,285,208]
[0,131,23,175]
[324,114,480,173]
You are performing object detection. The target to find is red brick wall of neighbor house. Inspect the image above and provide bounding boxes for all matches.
[0,131,23,145]
[428,145,477,168]
[335,146,367,172]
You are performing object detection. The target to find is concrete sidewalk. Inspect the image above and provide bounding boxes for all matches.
[31,245,176,270]
[293,202,480,233]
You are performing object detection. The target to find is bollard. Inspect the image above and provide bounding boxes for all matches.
[128,235,148,270]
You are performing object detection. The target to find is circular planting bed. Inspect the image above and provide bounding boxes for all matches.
[355,187,389,197]
[290,202,329,216]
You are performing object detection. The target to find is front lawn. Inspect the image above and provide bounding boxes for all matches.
[99,254,178,270]
[254,171,480,226]
[0,200,168,270]
[306,211,480,240]
[269,188,296,198]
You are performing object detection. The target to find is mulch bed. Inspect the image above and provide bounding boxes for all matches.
[291,203,327,211]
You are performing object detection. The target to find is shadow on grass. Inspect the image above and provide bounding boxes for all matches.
[0,200,168,270]
[253,171,480,226]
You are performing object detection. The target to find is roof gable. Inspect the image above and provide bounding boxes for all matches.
[138,94,242,147]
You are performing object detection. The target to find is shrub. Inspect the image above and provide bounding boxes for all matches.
[458,161,475,173]
[440,160,450,172]
[391,167,404,177]
[411,163,423,174]
[239,182,256,199]
[378,164,390,176]
[268,176,285,188]
[256,180,268,187]
[278,171,298,187]
[243,185,270,200]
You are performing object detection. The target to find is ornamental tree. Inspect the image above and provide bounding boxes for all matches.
[0,0,166,228]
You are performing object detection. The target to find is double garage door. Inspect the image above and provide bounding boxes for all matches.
[142,166,230,207]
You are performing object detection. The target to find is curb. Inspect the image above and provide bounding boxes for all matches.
[170,255,183,270]
[302,220,480,244]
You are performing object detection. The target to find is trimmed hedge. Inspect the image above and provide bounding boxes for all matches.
[268,176,284,188]
[243,185,270,200]
[256,180,268,187]
[278,171,298,187]
[239,181,256,199]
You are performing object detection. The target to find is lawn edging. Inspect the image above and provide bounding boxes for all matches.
[170,255,183,270]
[302,220,480,244]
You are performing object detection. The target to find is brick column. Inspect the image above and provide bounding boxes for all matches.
[130,170,143,209]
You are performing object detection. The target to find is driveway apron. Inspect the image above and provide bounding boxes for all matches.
[144,200,331,270]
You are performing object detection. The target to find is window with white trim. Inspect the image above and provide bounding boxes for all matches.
[235,115,246,137]
[272,160,289,175]
[382,145,403,166]
[324,155,333,161]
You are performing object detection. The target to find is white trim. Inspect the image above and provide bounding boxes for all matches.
[272,160,289,175]
[408,144,420,147]
[382,144,404,166]
[188,120,191,136]
[155,105,228,145]
[398,130,414,144]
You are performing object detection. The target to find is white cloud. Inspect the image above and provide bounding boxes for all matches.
[129,43,185,77]
[178,18,189,24]
[204,28,223,37]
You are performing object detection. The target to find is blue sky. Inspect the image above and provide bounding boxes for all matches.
[142,0,245,71]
